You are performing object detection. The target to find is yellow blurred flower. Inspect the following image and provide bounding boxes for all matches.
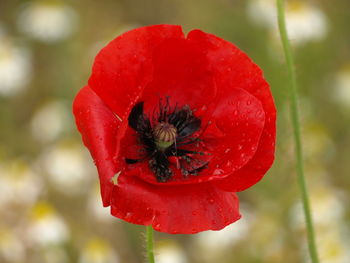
[26,202,70,246]
[248,0,328,45]
[79,238,119,263]
[39,140,94,195]
[155,240,187,263]
[17,0,78,43]
[0,30,31,96]
[30,101,71,143]
[0,160,42,209]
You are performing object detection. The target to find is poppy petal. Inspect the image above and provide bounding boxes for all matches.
[187,29,276,191]
[140,37,216,113]
[111,174,241,234]
[88,25,185,122]
[115,87,265,186]
[73,86,121,206]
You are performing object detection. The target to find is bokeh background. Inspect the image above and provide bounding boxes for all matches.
[0,0,349,262]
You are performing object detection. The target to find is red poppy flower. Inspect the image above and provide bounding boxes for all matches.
[73,25,276,234]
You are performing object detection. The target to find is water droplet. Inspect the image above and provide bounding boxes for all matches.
[247,100,252,105]
[125,212,132,219]
[191,228,198,234]
[192,210,198,216]
[154,223,161,230]
[224,148,231,153]
[237,144,243,150]
[208,198,215,204]
[233,110,238,116]
[213,169,224,175]
[201,105,207,111]
[225,161,233,167]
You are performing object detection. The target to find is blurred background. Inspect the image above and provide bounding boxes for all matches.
[0,0,349,262]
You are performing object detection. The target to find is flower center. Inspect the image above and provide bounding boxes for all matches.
[126,98,208,182]
[153,122,177,150]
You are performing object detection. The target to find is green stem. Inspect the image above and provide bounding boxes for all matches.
[276,1,320,263]
[146,226,155,263]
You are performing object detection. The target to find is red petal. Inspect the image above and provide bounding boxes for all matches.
[116,88,265,186]
[88,25,185,121]
[187,29,276,191]
[140,37,216,114]
[110,174,241,234]
[73,86,121,206]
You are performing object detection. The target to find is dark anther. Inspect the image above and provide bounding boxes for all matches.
[125,158,141,164]
[126,98,207,182]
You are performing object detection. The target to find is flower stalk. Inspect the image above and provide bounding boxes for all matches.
[146,226,155,263]
[276,0,320,262]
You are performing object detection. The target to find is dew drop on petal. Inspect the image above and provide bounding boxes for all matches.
[225,161,233,168]
[213,169,224,175]
[125,212,132,219]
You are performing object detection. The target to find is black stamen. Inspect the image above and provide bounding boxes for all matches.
[125,158,141,164]
[128,102,144,131]
[126,98,207,182]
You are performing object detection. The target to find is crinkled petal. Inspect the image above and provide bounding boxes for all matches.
[111,174,241,234]
[73,86,120,206]
[89,25,185,121]
[140,37,216,114]
[187,29,276,191]
[117,88,265,186]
